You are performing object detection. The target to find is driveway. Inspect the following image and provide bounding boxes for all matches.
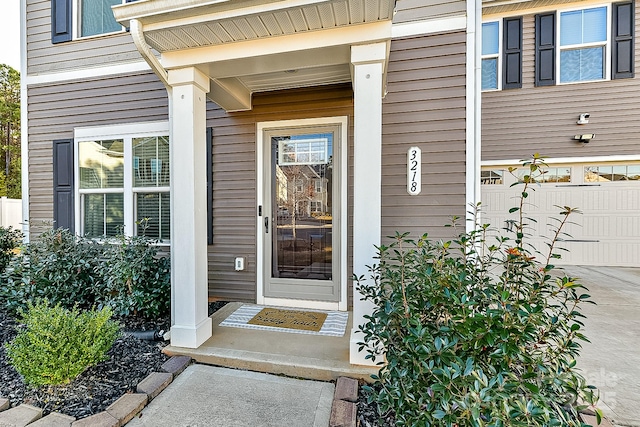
[561,266,640,427]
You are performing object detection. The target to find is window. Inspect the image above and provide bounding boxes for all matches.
[481,170,504,185]
[51,0,127,43]
[482,21,500,90]
[559,7,608,83]
[518,167,571,183]
[535,1,634,86]
[315,179,323,193]
[80,0,124,37]
[482,17,523,91]
[585,164,640,181]
[76,122,170,242]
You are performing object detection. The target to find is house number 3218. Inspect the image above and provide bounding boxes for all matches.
[407,147,421,195]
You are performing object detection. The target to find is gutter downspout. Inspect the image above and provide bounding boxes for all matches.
[465,0,482,233]
[20,0,29,242]
[129,19,176,328]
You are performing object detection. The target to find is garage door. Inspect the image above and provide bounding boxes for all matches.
[481,162,640,267]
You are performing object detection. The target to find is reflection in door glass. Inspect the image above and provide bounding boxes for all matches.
[272,133,333,280]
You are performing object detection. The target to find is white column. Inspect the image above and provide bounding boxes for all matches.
[168,67,212,348]
[350,43,387,365]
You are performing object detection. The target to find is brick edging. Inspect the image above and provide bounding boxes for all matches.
[0,355,192,427]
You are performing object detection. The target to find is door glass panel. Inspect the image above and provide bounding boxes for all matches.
[271,133,333,280]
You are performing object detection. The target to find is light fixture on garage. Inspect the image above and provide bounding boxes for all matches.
[574,134,595,143]
[577,113,590,124]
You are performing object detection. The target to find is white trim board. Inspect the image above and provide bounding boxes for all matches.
[25,61,152,86]
[392,16,467,38]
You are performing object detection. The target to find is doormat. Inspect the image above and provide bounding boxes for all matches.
[219,304,348,337]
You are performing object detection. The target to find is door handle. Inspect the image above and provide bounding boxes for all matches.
[265,216,269,233]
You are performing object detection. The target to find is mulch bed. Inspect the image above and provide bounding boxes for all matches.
[0,302,227,420]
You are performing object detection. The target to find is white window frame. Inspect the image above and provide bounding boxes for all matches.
[73,0,126,40]
[481,19,502,91]
[74,121,170,242]
[557,4,612,84]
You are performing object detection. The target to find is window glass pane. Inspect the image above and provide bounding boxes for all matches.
[612,165,627,181]
[83,193,123,238]
[628,165,640,180]
[133,136,170,187]
[79,139,124,189]
[560,47,604,82]
[482,59,498,90]
[583,7,607,43]
[481,170,504,185]
[136,192,170,241]
[482,22,499,55]
[81,0,122,37]
[560,10,584,45]
[560,7,606,46]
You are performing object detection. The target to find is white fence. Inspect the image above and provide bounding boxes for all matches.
[0,197,22,230]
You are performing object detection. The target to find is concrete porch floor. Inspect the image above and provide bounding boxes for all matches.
[163,302,379,383]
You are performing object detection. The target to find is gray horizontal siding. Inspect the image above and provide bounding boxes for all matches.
[26,0,141,75]
[483,5,640,160]
[382,31,467,242]
[394,0,467,24]
[27,72,168,235]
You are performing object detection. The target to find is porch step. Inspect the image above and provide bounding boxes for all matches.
[163,302,378,383]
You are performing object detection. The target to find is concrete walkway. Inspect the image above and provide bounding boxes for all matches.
[124,364,334,427]
[562,266,640,427]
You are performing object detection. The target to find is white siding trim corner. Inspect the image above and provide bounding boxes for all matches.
[20,0,29,241]
[466,0,482,233]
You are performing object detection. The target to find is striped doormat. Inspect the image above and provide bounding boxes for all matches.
[219,304,348,337]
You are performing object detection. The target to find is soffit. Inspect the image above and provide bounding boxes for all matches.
[113,0,394,111]
[114,0,395,53]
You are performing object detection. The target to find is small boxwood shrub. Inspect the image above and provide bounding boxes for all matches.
[5,300,120,386]
[356,155,601,426]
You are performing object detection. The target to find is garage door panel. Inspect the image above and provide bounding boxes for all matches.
[481,163,640,267]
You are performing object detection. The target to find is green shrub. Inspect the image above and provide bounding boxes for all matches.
[0,226,22,272]
[1,228,102,313]
[356,155,601,426]
[5,300,120,386]
[98,233,170,318]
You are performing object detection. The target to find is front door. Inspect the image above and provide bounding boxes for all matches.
[261,123,343,302]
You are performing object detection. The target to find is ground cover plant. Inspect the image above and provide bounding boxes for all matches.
[356,154,601,426]
[6,300,119,386]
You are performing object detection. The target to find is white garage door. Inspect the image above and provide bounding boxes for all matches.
[481,163,640,267]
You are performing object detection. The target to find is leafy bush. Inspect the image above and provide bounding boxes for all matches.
[1,228,102,313]
[5,300,119,386]
[0,225,22,272]
[98,233,171,318]
[356,155,600,426]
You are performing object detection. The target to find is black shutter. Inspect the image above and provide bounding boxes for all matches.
[535,12,556,86]
[53,139,74,232]
[503,17,523,89]
[612,1,635,79]
[206,127,213,245]
[51,0,72,44]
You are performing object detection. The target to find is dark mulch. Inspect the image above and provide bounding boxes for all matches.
[0,302,228,420]
[357,383,395,427]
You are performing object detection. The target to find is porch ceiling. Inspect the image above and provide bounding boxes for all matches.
[113,0,394,111]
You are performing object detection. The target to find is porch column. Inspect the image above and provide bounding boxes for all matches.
[350,43,386,365]
[168,67,212,348]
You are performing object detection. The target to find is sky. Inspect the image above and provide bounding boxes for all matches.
[0,0,21,70]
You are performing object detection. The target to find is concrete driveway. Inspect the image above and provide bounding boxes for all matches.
[562,266,640,427]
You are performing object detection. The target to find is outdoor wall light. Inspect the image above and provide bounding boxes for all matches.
[574,134,595,143]
[577,113,590,124]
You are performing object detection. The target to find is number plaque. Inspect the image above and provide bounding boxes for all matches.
[407,147,421,195]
